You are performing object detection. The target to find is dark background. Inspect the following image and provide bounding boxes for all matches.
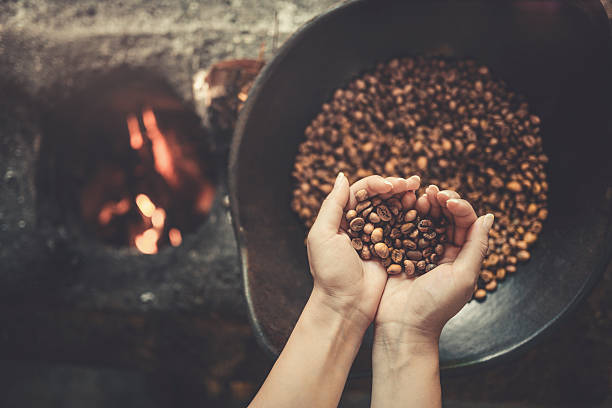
[0,1,610,407]
[1,262,610,408]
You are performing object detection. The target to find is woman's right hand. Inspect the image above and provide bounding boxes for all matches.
[374,184,493,346]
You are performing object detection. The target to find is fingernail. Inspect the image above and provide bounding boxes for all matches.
[483,213,494,231]
[383,180,393,187]
[447,198,460,205]
[409,175,420,182]
[334,172,344,187]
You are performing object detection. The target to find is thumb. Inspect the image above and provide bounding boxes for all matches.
[453,213,494,285]
[310,172,349,237]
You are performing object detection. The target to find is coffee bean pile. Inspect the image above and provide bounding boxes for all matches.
[291,56,549,300]
[346,189,448,276]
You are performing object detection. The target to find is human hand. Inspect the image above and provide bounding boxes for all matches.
[306,173,421,332]
[374,185,494,345]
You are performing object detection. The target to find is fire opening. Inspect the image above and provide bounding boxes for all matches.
[38,72,216,254]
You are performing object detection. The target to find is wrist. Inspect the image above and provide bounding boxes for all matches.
[374,321,440,359]
[372,324,442,408]
[308,287,372,337]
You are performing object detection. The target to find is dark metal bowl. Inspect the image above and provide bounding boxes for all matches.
[230,0,612,373]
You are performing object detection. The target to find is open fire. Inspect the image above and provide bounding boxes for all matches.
[73,99,215,254]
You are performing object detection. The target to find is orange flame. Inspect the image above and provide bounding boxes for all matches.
[169,228,182,247]
[135,193,156,217]
[135,228,159,254]
[126,114,144,150]
[98,197,131,225]
[142,108,179,187]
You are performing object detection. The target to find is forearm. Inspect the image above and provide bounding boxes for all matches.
[249,289,367,408]
[371,328,441,408]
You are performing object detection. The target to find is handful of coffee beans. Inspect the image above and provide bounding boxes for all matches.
[292,56,549,300]
[346,189,448,276]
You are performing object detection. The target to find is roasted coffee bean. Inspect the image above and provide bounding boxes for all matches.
[517,250,530,262]
[371,227,384,243]
[422,247,434,258]
[406,250,423,261]
[363,223,375,235]
[362,234,371,243]
[400,223,414,235]
[387,264,403,274]
[435,244,445,255]
[403,239,417,250]
[423,231,437,240]
[374,242,390,258]
[425,263,436,273]
[376,205,393,221]
[369,212,381,224]
[355,189,369,202]
[404,259,416,276]
[524,231,538,245]
[418,238,430,249]
[391,249,404,263]
[351,238,363,251]
[416,260,427,272]
[345,210,357,221]
[408,229,419,239]
[356,201,371,213]
[474,289,487,300]
[480,270,494,282]
[350,217,365,231]
[496,268,507,280]
[362,207,373,218]
[418,219,433,232]
[485,280,498,291]
[389,228,401,239]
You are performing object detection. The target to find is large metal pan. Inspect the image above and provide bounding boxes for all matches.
[230,0,612,373]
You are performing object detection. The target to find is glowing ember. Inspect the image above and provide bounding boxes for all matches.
[169,228,183,247]
[135,228,160,254]
[151,208,166,229]
[142,107,179,187]
[135,193,156,217]
[126,114,144,150]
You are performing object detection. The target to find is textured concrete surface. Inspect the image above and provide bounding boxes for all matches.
[0,0,340,315]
